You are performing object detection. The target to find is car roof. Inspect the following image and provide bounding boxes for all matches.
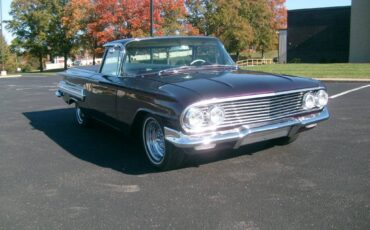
[104,36,219,47]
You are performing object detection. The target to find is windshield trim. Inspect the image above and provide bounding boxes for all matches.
[120,37,235,77]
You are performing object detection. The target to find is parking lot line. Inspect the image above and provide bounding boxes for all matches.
[330,84,370,99]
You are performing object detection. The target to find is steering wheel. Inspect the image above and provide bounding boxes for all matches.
[190,59,208,66]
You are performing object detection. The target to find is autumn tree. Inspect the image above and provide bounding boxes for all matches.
[246,0,276,58]
[63,0,100,64]
[47,0,75,70]
[269,0,287,30]
[186,0,285,59]
[65,0,196,51]
[160,0,198,35]
[207,0,254,59]
[186,0,213,35]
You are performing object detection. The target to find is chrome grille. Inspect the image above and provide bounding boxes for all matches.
[217,91,306,128]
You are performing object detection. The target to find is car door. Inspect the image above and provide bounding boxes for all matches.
[86,45,123,125]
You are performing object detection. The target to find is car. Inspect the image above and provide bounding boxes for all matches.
[56,36,329,170]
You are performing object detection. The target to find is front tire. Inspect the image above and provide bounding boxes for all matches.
[75,105,91,127]
[141,115,185,170]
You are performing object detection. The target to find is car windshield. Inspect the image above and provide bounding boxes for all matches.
[122,37,235,76]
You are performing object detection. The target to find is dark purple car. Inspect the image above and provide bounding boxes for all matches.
[56,36,329,170]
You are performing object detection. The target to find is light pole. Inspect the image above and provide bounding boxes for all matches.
[150,0,153,37]
[0,0,6,76]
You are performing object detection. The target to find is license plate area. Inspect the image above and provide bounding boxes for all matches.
[238,127,291,147]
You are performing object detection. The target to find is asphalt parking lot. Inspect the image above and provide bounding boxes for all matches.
[0,76,369,230]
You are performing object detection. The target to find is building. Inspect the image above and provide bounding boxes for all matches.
[281,0,370,63]
[287,6,351,63]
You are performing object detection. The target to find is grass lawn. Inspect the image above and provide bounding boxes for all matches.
[242,64,370,79]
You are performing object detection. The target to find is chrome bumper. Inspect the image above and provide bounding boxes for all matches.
[56,81,85,101]
[165,107,329,151]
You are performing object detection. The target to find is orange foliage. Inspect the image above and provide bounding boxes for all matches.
[64,0,197,47]
[269,0,287,30]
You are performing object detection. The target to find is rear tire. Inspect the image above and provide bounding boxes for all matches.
[141,115,185,170]
[75,105,91,127]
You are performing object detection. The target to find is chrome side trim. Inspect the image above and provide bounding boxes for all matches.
[57,81,85,101]
[165,107,329,150]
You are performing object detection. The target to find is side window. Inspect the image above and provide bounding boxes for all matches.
[101,47,122,76]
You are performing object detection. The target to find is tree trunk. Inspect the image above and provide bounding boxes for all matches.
[236,51,240,61]
[261,49,265,59]
[92,39,97,65]
[92,50,96,66]
[64,52,68,70]
[39,54,44,72]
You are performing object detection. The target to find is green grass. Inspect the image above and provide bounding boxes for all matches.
[242,64,370,79]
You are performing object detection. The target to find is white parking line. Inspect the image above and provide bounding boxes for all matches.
[330,84,370,99]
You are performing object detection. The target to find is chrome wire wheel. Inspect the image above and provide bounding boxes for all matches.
[76,106,86,125]
[75,105,90,127]
[143,117,166,165]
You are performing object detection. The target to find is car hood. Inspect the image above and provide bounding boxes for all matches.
[153,69,323,103]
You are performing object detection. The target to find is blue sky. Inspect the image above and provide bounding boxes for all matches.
[1,0,352,43]
[286,0,351,10]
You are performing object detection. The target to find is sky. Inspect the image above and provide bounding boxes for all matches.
[286,0,351,10]
[1,0,352,44]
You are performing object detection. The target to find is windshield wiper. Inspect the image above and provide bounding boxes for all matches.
[158,66,196,76]
[202,64,239,70]
[158,64,238,76]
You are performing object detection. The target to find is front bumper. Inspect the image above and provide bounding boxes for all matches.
[164,107,329,151]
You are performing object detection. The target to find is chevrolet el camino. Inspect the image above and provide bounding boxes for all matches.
[56,36,329,170]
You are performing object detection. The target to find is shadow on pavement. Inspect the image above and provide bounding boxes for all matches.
[23,108,274,175]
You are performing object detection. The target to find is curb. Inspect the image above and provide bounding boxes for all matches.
[314,78,370,83]
[0,75,22,79]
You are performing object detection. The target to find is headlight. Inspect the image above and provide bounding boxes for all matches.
[209,106,225,125]
[303,92,316,110]
[184,107,205,129]
[182,105,226,131]
[316,90,328,108]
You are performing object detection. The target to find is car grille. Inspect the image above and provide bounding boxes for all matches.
[217,91,306,128]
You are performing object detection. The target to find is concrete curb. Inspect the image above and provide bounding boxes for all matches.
[314,78,370,83]
[0,75,22,79]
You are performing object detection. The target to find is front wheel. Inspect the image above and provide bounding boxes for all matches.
[142,116,185,170]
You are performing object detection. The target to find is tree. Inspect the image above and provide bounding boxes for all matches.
[63,0,198,57]
[207,0,254,59]
[47,0,76,70]
[7,0,53,72]
[0,36,17,73]
[63,0,100,65]
[186,0,255,59]
[186,0,282,59]
[269,0,287,30]
[160,0,194,35]
[246,0,276,58]
[186,0,213,35]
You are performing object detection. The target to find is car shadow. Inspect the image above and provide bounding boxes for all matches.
[23,108,275,175]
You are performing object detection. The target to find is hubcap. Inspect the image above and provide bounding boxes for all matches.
[143,118,166,164]
[76,107,84,124]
